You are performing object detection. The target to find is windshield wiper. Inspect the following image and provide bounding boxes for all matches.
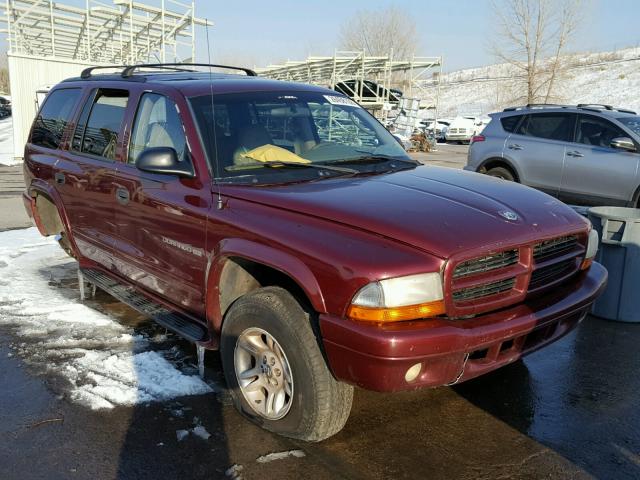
[259,160,358,175]
[322,155,418,166]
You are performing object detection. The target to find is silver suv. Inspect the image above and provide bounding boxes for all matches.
[465,104,640,207]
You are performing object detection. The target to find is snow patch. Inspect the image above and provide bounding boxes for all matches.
[0,228,212,409]
[256,450,306,463]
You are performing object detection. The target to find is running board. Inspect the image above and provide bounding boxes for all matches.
[80,268,209,343]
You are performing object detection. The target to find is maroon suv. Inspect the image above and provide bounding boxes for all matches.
[22,64,607,441]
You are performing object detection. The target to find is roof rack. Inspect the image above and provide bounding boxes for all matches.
[576,103,636,115]
[503,103,568,112]
[576,103,613,110]
[80,63,258,79]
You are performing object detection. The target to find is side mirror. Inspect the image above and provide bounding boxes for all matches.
[610,137,636,152]
[136,147,195,177]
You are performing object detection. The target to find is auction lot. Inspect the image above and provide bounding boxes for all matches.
[1,154,639,480]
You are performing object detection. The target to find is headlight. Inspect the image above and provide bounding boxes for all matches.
[347,272,445,323]
[581,228,599,270]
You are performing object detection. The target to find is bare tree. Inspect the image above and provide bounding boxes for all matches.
[339,6,418,59]
[491,0,582,105]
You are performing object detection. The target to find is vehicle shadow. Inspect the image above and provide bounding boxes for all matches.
[454,316,640,480]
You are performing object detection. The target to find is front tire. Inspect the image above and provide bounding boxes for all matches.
[486,166,515,182]
[220,286,353,442]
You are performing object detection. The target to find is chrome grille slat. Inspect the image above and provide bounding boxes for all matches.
[533,235,578,260]
[452,277,516,302]
[453,249,519,278]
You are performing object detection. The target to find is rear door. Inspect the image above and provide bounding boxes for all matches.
[559,114,640,206]
[113,91,211,316]
[60,88,129,268]
[504,112,576,197]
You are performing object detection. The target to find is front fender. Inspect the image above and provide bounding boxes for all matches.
[205,238,326,334]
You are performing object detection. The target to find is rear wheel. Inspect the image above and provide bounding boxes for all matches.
[486,166,516,182]
[220,286,353,441]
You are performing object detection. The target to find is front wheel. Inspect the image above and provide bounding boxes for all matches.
[220,287,353,442]
[486,166,516,182]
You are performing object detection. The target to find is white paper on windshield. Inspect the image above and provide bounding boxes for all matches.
[323,95,361,108]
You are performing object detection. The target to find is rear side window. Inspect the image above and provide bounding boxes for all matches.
[500,115,522,133]
[76,89,129,160]
[31,88,81,149]
[516,113,575,142]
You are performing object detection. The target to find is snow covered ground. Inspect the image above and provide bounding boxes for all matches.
[0,228,213,409]
[0,116,15,166]
[421,47,640,118]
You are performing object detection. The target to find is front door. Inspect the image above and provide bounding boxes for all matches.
[559,114,640,206]
[505,112,577,197]
[113,92,211,316]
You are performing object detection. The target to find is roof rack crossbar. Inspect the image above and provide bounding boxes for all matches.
[80,65,128,79]
[503,103,569,112]
[577,103,613,110]
[121,63,258,77]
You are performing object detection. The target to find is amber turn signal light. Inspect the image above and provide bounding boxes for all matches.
[347,300,446,323]
[580,258,593,270]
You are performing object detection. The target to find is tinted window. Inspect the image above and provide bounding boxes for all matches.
[500,115,522,133]
[577,115,627,148]
[31,88,81,149]
[516,113,575,142]
[129,93,186,164]
[81,89,128,160]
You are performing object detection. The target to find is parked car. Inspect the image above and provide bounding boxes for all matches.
[334,79,402,103]
[466,104,640,207]
[0,95,11,118]
[23,65,606,442]
[421,119,450,141]
[445,116,483,143]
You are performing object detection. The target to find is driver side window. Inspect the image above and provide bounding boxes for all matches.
[129,93,187,164]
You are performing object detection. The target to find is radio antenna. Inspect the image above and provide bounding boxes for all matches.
[205,18,223,210]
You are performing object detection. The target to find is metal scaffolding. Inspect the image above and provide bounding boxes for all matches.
[256,50,443,113]
[1,0,208,64]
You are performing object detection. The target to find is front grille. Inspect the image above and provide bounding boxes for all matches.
[529,259,576,290]
[452,277,516,302]
[533,235,578,261]
[453,249,519,278]
[448,233,585,315]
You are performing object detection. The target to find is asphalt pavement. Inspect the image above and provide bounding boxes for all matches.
[1,148,639,480]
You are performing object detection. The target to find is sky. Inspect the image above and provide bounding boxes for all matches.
[196,0,640,72]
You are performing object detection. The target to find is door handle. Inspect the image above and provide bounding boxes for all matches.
[54,172,65,185]
[567,151,584,158]
[115,187,130,205]
[508,144,523,150]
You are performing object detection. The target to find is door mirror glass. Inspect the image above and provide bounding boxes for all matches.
[610,137,636,152]
[136,147,195,177]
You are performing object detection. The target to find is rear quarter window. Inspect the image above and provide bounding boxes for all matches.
[31,88,81,149]
[500,115,522,133]
[516,113,575,142]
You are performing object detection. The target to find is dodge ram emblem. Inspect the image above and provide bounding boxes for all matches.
[499,210,519,221]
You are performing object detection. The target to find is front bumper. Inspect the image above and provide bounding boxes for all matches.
[320,262,607,392]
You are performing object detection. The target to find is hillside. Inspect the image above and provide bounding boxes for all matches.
[421,47,640,118]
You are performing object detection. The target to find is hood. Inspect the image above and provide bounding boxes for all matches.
[224,166,588,259]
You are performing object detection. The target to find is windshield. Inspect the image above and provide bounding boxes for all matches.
[617,116,640,137]
[189,91,413,184]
